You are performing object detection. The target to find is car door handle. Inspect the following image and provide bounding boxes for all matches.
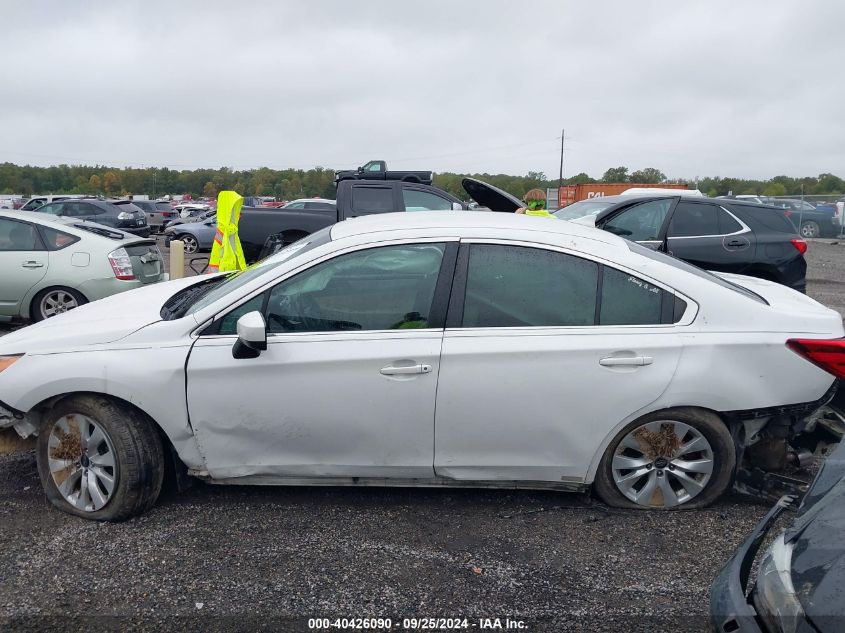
[21,261,44,268]
[380,364,432,375]
[726,240,744,246]
[599,356,653,367]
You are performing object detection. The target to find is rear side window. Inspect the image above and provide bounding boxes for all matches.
[717,208,743,233]
[733,205,798,235]
[155,202,172,211]
[462,245,598,327]
[351,186,394,215]
[38,225,80,250]
[403,189,453,211]
[667,202,719,237]
[599,267,662,325]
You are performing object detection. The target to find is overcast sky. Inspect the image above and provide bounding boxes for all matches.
[3,1,844,180]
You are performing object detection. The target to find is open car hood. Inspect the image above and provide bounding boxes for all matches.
[461,178,524,213]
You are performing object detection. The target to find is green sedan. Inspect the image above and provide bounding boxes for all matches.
[0,211,167,322]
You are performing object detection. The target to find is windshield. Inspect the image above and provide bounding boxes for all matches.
[183,227,333,317]
[553,199,615,220]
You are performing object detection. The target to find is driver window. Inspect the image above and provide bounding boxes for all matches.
[264,243,446,333]
[602,199,674,242]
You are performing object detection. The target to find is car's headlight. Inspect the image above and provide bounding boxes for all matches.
[753,534,805,633]
[0,355,22,373]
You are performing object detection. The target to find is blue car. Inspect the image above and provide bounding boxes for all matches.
[163,217,216,254]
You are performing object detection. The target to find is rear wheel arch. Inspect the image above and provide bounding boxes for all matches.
[28,285,89,321]
[590,406,737,509]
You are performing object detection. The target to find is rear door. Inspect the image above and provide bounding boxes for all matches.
[0,217,49,317]
[434,241,683,484]
[665,200,755,274]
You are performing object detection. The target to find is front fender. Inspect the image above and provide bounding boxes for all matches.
[0,345,205,469]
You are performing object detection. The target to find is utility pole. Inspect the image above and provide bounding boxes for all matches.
[558,128,565,188]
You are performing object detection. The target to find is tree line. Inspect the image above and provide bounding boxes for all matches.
[0,162,842,201]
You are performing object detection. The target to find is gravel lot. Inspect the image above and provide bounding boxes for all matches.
[1,240,843,632]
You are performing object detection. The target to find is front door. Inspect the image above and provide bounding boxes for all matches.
[0,217,48,317]
[434,242,683,483]
[186,240,456,480]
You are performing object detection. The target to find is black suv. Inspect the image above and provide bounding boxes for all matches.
[35,198,150,237]
[590,196,807,292]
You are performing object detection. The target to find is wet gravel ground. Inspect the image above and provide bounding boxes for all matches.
[0,239,843,632]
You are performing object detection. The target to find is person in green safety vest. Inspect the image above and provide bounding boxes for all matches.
[515,188,556,218]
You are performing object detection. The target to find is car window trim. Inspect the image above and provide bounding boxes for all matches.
[446,238,693,331]
[196,236,461,338]
[666,204,751,240]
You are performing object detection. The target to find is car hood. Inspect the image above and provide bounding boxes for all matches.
[784,439,845,629]
[0,276,206,355]
[461,178,525,213]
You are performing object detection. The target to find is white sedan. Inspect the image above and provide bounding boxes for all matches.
[0,212,842,521]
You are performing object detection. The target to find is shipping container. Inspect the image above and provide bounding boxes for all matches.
[558,182,688,208]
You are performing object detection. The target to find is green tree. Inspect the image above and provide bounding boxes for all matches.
[602,166,629,183]
[88,175,102,193]
[762,182,787,196]
[203,181,217,198]
[102,171,120,196]
[629,167,666,184]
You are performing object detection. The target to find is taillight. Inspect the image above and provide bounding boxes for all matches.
[790,238,808,254]
[108,247,136,280]
[787,338,845,378]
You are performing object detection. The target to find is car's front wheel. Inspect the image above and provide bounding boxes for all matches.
[36,395,164,521]
[593,408,735,509]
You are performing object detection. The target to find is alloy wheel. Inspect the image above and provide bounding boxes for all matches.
[180,235,198,254]
[40,290,80,318]
[47,414,118,512]
[801,222,820,238]
[611,420,714,508]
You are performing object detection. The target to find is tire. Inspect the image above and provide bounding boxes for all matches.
[593,408,735,510]
[177,234,199,254]
[31,287,87,322]
[800,221,820,238]
[36,395,164,521]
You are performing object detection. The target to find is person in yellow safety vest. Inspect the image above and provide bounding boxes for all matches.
[515,188,556,218]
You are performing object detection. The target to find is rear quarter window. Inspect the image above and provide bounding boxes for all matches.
[38,225,81,250]
[732,205,797,234]
[351,186,394,215]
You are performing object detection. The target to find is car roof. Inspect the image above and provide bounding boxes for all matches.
[330,210,626,247]
[0,210,143,242]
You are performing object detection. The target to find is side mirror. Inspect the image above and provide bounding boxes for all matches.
[232,311,267,359]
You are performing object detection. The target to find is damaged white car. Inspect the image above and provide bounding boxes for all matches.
[0,212,843,521]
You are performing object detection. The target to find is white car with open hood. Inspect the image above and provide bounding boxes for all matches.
[0,212,843,520]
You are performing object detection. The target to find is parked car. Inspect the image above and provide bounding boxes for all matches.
[161,208,215,231]
[130,200,177,232]
[235,178,468,262]
[163,216,216,254]
[574,196,808,292]
[553,195,634,220]
[710,436,845,633]
[19,194,84,211]
[0,212,842,520]
[34,198,151,237]
[0,210,165,322]
[274,198,337,211]
[174,203,211,219]
[760,197,838,238]
[335,159,433,185]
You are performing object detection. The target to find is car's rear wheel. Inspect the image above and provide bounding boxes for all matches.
[800,221,820,238]
[36,395,164,521]
[177,234,199,254]
[593,408,735,509]
[31,287,87,321]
